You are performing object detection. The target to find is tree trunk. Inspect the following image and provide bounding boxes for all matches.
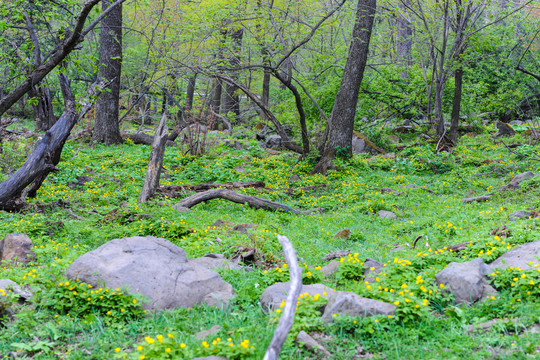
[396,0,412,79]
[31,85,56,131]
[312,0,376,174]
[93,0,123,145]
[222,29,243,122]
[434,77,446,137]
[262,69,271,107]
[449,66,463,144]
[211,77,222,113]
[185,73,197,112]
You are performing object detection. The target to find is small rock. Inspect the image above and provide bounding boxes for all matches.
[264,135,282,149]
[322,250,350,262]
[490,240,540,270]
[363,258,384,283]
[260,282,335,312]
[321,260,340,278]
[235,166,245,173]
[296,331,331,356]
[210,219,227,228]
[334,229,351,239]
[230,223,253,236]
[381,152,396,159]
[289,174,301,182]
[434,258,496,305]
[0,233,36,266]
[507,171,536,189]
[196,325,222,340]
[190,254,242,270]
[496,122,516,137]
[0,279,32,301]
[463,194,493,203]
[377,210,397,220]
[173,204,192,213]
[404,184,418,189]
[490,226,512,238]
[508,210,539,221]
[380,188,401,196]
[321,291,396,323]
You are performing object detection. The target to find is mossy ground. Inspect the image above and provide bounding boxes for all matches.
[2,125,540,359]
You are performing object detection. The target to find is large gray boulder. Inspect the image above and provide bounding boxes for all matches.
[435,258,496,305]
[489,241,540,270]
[66,236,235,311]
[260,282,335,312]
[321,291,396,323]
[0,233,35,266]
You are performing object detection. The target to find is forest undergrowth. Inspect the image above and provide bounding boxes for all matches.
[2,124,540,359]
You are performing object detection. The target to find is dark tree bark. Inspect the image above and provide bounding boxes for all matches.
[93,0,123,145]
[449,66,463,144]
[185,73,198,112]
[312,0,376,174]
[222,29,243,122]
[273,71,310,155]
[210,77,222,113]
[30,85,56,131]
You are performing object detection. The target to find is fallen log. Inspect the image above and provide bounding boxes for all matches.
[157,181,266,197]
[178,188,324,214]
[123,132,176,147]
[463,194,493,203]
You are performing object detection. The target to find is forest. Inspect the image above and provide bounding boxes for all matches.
[0,0,540,358]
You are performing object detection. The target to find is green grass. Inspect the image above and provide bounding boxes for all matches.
[2,128,540,359]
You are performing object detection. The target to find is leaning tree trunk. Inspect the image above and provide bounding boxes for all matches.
[312,0,376,174]
[0,78,102,211]
[93,0,123,145]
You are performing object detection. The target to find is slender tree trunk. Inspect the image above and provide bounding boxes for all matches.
[262,69,271,107]
[185,73,197,112]
[434,78,446,137]
[222,29,243,122]
[93,0,123,145]
[396,0,412,79]
[312,0,376,174]
[449,66,463,144]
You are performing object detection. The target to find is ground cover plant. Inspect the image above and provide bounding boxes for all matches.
[2,125,540,359]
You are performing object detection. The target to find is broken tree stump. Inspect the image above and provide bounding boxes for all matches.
[138,113,169,203]
[178,188,324,214]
